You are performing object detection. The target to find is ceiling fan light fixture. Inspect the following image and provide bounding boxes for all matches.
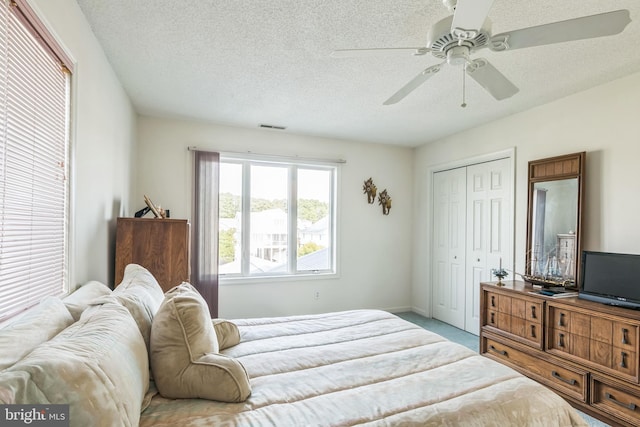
[446,45,470,66]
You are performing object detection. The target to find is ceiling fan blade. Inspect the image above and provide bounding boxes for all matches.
[466,58,518,100]
[330,47,430,58]
[489,9,631,51]
[450,0,495,40]
[383,62,446,105]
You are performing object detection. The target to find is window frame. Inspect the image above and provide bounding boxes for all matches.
[0,0,73,321]
[218,153,339,284]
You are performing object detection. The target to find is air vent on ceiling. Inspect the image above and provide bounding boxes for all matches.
[259,124,286,130]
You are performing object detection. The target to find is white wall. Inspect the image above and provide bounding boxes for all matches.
[412,71,640,316]
[136,117,414,318]
[31,0,137,288]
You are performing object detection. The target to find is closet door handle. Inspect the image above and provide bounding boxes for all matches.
[605,393,637,411]
[551,371,576,386]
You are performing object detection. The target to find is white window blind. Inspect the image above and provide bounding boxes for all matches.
[0,0,71,321]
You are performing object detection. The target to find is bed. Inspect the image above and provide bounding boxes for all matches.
[140,309,588,426]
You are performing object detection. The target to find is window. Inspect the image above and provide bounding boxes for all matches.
[218,155,337,279]
[0,0,72,321]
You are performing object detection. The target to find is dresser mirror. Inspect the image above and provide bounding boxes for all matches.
[525,152,585,288]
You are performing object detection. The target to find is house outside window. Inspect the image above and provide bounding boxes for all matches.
[218,155,337,280]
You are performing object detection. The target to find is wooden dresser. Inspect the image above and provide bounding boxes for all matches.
[481,281,640,427]
[114,217,190,292]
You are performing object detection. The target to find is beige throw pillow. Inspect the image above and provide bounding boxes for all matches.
[150,283,251,402]
[212,319,241,350]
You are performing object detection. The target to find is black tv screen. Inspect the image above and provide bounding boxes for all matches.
[579,251,640,309]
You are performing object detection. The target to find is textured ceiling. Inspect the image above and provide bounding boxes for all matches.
[75,0,640,147]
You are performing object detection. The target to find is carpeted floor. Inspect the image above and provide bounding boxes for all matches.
[395,311,610,427]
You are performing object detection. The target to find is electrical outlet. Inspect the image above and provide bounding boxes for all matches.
[314,291,320,300]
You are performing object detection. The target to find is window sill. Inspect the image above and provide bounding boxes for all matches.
[219,271,339,286]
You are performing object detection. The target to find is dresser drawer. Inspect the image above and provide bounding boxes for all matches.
[591,375,640,425]
[612,348,637,379]
[510,318,542,346]
[483,336,587,402]
[482,289,544,349]
[549,306,572,332]
[613,322,639,353]
[486,291,499,311]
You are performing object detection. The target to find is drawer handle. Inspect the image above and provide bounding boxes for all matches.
[605,392,637,411]
[558,333,565,348]
[530,305,537,319]
[551,371,576,386]
[530,325,536,339]
[621,351,627,369]
[490,313,495,324]
[489,345,507,356]
[491,295,496,308]
[622,328,629,345]
[558,313,565,327]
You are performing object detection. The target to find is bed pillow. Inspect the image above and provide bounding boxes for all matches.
[0,297,74,371]
[212,319,241,350]
[62,280,112,320]
[0,302,148,427]
[112,264,165,352]
[150,283,251,402]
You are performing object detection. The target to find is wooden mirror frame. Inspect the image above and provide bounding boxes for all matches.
[525,152,585,288]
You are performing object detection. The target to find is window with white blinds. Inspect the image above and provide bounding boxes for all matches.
[0,0,72,321]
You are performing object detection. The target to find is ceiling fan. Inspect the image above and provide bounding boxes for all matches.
[332,0,631,106]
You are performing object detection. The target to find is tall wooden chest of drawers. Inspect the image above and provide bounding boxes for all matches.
[114,217,190,292]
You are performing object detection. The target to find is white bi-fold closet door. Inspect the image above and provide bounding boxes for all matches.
[432,158,512,335]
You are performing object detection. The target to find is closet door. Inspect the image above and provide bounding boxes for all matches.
[465,159,511,335]
[432,167,467,329]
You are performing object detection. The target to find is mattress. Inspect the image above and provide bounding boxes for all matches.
[140,309,587,426]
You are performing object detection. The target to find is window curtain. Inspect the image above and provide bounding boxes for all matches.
[192,150,219,317]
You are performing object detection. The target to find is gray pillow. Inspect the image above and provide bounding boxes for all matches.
[63,280,112,320]
[112,264,165,352]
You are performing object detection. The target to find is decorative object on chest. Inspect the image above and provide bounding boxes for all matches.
[481,281,640,427]
[492,258,508,285]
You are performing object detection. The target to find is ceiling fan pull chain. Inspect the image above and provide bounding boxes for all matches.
[461,66,467,108]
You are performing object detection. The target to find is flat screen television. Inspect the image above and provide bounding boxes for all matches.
[579,251,640,310]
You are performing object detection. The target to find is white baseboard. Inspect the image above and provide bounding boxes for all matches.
[384,306,413,314]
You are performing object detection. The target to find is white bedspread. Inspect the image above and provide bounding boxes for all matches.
[140,309,587,426]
